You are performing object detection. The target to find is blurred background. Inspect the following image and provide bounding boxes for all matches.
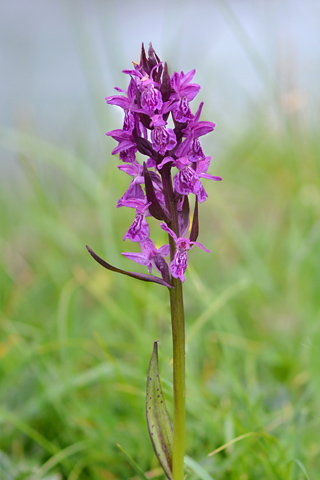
[1,1,320,479]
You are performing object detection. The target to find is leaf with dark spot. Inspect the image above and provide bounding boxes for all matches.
[146,342,173,480]
[86,246,172,288]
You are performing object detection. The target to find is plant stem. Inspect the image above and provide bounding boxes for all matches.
[160,163,186,479]
[169,277,185,480]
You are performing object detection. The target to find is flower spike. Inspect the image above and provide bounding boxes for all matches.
[90,43,220,286]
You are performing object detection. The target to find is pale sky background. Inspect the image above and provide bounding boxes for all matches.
[1,0,319,181]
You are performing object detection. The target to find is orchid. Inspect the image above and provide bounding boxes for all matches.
[160,223,210,282]
[175,102,215,161]
[106,128,137,162]
[122,238,170,276]
[106,77,137,132]
[119,198,151,243]
[173,155,222,202]
[87,43,222,480]
[151,123,177,155]
[170,69,200,122]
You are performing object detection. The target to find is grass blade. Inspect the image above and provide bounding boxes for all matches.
[184,455,215,480]
[117,444,148,480]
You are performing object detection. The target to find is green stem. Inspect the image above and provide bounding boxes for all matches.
[169,277,185,480]
[160,162,186,479]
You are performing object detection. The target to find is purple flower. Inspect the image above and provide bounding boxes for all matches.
[173,97,194,123]
[171,70,200,100]
[122,238,170,275]
[88,44,221,288]
[117,162,163,206]
[118,162,144,184]
[148,103,177,155]
[175,102,215,161]
[173,157,201,197]
[121,199,151,243]
[117,183,145,208]
[123,67,163,115]
[106,77,137,132]
[170,70,200,122]
[106,129,137,163]
[173,156,222,203]
[151,125,177,155]
[140,81,163,115]
[160,223,210,282]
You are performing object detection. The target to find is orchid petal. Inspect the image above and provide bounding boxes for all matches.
[160,223,178,243]
[198,173,222,181]
[190,241,211,253]
[121,252,149,265]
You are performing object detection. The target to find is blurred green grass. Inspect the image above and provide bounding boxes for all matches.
[0,114,319,480]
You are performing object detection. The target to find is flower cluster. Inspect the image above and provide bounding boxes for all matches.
[87,43,221,286]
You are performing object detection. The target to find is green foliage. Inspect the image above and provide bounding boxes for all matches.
[0,118,319,480]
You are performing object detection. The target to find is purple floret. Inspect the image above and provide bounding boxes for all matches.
[160,223,210,283]
[170,70,200,122]
[122,238,170,275]
[173,156,222,202]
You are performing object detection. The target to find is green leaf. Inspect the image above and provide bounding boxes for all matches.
[117,444,148,480]
[146,341,173,480]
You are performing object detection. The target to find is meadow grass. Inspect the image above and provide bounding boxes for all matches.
[0,117,319,479]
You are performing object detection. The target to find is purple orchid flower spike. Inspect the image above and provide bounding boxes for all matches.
[160,223,210,283]
[87,43,223,480]
[89,43,220,289]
